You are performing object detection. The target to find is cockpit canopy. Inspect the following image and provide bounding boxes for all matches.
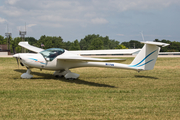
[40,48,65,61]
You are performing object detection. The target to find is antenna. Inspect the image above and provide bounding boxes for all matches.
[5,24,12,53]
[25,22,26,31]
[140,31,145,41]
[7,24,9,33]
[5,24,9,33]
[10,28,12,33]
[19,23,27,53]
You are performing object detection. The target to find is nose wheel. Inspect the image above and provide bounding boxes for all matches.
[21,69,33,79]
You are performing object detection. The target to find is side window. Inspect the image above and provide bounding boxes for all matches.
[48,51,60,61]
[40,48,65,62]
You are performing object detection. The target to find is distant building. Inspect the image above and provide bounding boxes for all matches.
[0,44,8,50]
[0,44,10,55]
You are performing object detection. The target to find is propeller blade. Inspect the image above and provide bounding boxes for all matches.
[13,54,20,69]
[15,57,19,69]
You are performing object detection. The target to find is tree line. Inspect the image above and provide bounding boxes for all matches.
[0,34,180,53]
[0,34,120,53]
[121,39,180,52]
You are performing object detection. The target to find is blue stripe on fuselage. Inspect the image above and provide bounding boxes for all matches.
[29,58,46,65]
[129,49,157,68]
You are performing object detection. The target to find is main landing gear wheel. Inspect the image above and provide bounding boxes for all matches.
[53,69,79,80]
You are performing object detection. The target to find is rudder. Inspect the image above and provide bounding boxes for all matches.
[130,41,169,70]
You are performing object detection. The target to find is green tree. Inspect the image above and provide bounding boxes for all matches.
[25,37,37,46]
[102,36,110,49]
[154,39,160,42]
[79,39,88,50]
[63,41,72,50]
[153,39,180,52]
[80,34,100,50]
[80,34,119,50]
[108,40,119,49]
[129,40,143,49]
[37,35,64,49]
[11,37,21,53]
[122,40,143,49]
[70,40,80,50]
[115,44,127,49]
[121,42,130,48]
[0,35,6,44]
[89,38,104,50]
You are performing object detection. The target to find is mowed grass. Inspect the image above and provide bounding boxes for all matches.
[0,57,180,119]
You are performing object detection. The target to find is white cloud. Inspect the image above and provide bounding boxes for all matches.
[117,34,125,36]
[84,13,97,18]
[91,18,109,24]
[0,0,180,41]
[17,24,36,31]
[6,0,20,5]
[27,24,36,28]
[0,6,22,17]
[4,0,176,26]
[0,17,7,23]
[42,23,63,28]
[39,1,80,9]
[92,0,180,11]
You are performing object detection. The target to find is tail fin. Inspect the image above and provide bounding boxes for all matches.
[130,41,169,70]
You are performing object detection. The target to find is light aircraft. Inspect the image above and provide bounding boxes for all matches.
[13,41,169,79]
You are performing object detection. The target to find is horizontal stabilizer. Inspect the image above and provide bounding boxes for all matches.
[141,41,169,47]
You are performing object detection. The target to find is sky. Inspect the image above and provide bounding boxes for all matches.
[0,0,180,43]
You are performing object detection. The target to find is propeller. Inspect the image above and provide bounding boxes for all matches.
[15,57,19,68]
[13,54,20,68]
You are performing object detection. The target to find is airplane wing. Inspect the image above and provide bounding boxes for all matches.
[57,51,126,62]
[57,57,126,62]
[18,41,140,57]
[69,49,141,56]
[18,42,44,53]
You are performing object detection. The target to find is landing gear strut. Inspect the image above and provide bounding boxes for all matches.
[21,69,33,79]
[53,69,79,80]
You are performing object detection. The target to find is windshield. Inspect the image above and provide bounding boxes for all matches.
[40,48,65,61]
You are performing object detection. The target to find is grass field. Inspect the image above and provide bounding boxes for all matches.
[0,57,180,119]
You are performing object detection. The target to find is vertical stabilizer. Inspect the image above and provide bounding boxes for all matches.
[130,41,169,70]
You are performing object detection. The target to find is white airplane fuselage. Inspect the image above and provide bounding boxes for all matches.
[13,41,169,79]
[16,52,137,71]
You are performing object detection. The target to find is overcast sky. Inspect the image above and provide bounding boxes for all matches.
[0,0,180,43]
